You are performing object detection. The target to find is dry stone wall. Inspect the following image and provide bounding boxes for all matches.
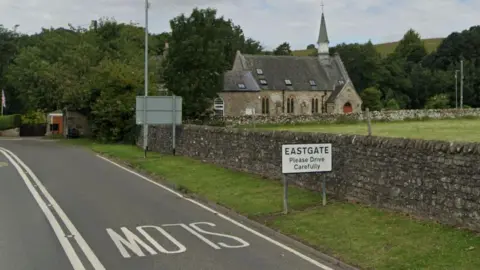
[139,125,480,231]
[204,108,480,126]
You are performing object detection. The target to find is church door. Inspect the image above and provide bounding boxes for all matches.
[343,102,353,113]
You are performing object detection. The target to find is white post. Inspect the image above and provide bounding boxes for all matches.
[366,108,372,136]
[143,0,149,158]
[455,70,459,109]
[460,60,464,109]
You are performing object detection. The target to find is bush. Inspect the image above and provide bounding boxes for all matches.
[21,111,47,124]
[0,114,22,131]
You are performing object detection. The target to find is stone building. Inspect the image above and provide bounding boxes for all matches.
[216,11,362,116]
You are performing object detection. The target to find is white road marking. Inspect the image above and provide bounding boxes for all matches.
[0,147,106,270]
[189,222,249,249]
[97,154,335,270]
[0,149,86,270]
[163,223,221,250]
[106,227,158,258]
[137,225,187,254]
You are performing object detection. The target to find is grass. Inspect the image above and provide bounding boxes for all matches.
[64,139,480,270]
[256,118,480,142]
[292,38,444,57]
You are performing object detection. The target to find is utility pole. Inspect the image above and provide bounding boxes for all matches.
[460,60,464,109]
[143,0,149,158]
[455,70,459,109]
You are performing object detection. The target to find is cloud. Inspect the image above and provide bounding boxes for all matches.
[1,0,479,50]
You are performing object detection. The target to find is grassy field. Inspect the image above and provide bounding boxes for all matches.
[292,38,444,57]
[256,118,480,142]
[65,139,480,270]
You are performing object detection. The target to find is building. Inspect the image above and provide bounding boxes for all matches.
[216,10,362,116]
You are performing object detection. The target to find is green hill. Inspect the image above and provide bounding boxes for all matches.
[292,38,444,57]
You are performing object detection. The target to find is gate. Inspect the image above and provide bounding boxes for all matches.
[19,124,47,137]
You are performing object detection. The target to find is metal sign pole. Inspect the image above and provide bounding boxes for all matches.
[143,0,149,158]
[283,174,288,214]
[322,174,327,206]
[172,94,176,155]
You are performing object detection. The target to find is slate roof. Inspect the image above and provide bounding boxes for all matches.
[222,52,350,93]
[326,83,345,103]
[223,70,261,91]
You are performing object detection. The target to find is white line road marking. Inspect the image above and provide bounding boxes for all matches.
[107,222,249,258]
[0,147,106,270]
[163,223,221,250]
[97,154,334,270]
[189,222,249,249]
[0,149,86,270]
[107,227,158,258]
[137,226,187,254]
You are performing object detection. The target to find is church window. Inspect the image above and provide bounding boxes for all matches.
[309,80,316,86]
[311,98,319,113]
[261,97,270,114]
[256,69,263,75]
[287,97,295,114]
[285,79,292,85]
[237,83,246,89]
[259,79,267,85]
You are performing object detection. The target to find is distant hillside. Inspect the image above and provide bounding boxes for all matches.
[292,38,444,57]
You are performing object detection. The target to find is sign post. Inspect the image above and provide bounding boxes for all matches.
[136,96,182,156]
[281,143,332,213]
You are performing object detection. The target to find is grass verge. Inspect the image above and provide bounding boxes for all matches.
[65,139,480,269]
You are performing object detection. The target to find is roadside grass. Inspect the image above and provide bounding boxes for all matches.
[64,139,480,269]
[253,118,480,142]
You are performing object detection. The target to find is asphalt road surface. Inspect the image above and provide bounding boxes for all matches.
[0,139,341,270]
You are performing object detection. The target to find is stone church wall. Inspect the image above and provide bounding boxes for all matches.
[212,108,480,127]
[139,124,480,232]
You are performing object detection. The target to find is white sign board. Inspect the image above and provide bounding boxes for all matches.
[281,144,332,174]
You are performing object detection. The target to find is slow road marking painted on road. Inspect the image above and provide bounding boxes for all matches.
[98,154,334,270]
[107,222,250,258]
[0,147,105,270]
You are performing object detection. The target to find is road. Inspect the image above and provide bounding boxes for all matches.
[0,138,342,270]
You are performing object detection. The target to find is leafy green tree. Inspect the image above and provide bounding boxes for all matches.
[307,44,315,50]
[425,94,450,109]
[331,41,383,92]
[163,8,252,119]
[360,87,383,111]
[273,42,292,55]
[384,99,400,110]
[394,29,427,64]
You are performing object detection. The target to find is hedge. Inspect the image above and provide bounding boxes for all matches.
[0,114,22,131]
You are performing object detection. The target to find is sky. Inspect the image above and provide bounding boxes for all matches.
[1,0,479,50]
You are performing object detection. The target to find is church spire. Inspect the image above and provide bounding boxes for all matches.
[317,1,329,55]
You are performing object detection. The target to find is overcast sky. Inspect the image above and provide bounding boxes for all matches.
[1,0,479,50]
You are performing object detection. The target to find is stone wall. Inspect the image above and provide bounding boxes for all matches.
[207,108,480,127]
[0,128,20,137]
[140,124,480,231]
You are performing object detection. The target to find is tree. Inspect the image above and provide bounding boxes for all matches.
[243,38,264,54]
[163,8,247,119]
[331,41,383,92]
[273,42,292,55]
[384,99,400,110]
[307,44,315,50]
[425,94,450,109]
[394,29,427,64]
[360,87,383,111]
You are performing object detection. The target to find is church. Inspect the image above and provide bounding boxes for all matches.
[216,10,362,116]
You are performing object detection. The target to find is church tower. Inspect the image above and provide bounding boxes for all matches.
[317,2,329,56]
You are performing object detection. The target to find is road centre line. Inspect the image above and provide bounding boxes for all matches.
[0,147,105,270]
[97,154,334,270]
